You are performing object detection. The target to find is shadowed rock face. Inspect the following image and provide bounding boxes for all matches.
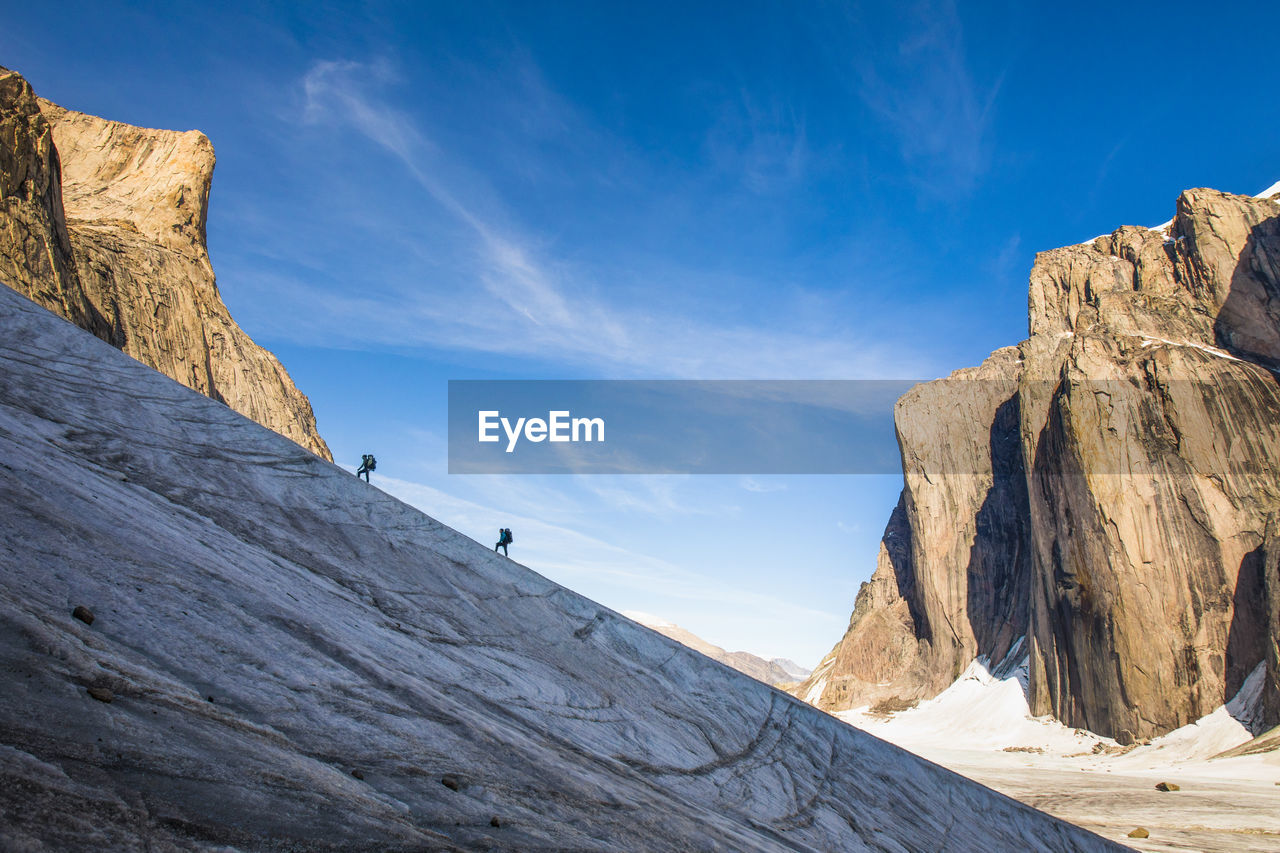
[0,285,1121,851]
[0,68,107,338]
[0,66,330,460]
[798,184,1280,740]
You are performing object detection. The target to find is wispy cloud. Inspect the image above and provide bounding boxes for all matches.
[301,59,597,334]
[453,472,736,521]
[985,233,1024,284]
[303,59,425,167]
[278,57,931,379]
[824,0,1003,195]
[1087,135,1130,208]
[740,476,788,494]
[577,476,736,518]
[706,91,812,195]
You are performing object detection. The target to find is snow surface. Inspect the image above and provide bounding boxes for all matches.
[838,656,1266,761]
[0,284,1121,851]
[836,651,1097,756]
[832,654,1280,851]
[803,653,836,704]
[1119,663,1266,766]
[1257,180,1280,199]
[1139,334,1247,363]
[1138,334,1280,376]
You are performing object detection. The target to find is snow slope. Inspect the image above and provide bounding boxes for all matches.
[837,650,1096,755]
[837,652,1268,763]
[0,285,1121,851]
[831,654,1280,850]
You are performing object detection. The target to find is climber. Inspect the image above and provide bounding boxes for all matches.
[356,453,377,482]
[495,527,513,556]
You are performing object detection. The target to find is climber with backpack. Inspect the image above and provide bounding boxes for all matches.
[495,527,513,556]
[356,453,377,482]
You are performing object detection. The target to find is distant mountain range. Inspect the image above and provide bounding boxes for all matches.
[624,612,811,686]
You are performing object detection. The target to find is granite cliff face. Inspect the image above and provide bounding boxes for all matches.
[798,183,1280,741]
[0,66,330,460]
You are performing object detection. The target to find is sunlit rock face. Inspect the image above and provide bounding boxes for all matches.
[0,65,330,460]
[798,184,1280,741]
[0,285,1119,850]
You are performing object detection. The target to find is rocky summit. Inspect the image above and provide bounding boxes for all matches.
[0,66,330,460]
[797,182,1280,741]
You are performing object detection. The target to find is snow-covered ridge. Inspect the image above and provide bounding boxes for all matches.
[0,286,1118,850]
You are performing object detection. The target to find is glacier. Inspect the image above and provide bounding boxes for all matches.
[0,285,1121,851]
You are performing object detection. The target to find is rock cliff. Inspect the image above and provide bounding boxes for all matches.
[0,66,330,460]
[0,67,107,338]
[797,183,1280,741]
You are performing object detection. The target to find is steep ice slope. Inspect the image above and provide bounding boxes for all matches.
[0,288,1121,851]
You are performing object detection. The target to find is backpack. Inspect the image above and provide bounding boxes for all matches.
[505,528,513,544]
[366,455,377,471]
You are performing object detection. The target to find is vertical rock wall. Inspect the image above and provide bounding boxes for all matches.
[797,185,1280,739]
[0,68,107,338]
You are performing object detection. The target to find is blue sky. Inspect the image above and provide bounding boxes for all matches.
[5,1,1278,666]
